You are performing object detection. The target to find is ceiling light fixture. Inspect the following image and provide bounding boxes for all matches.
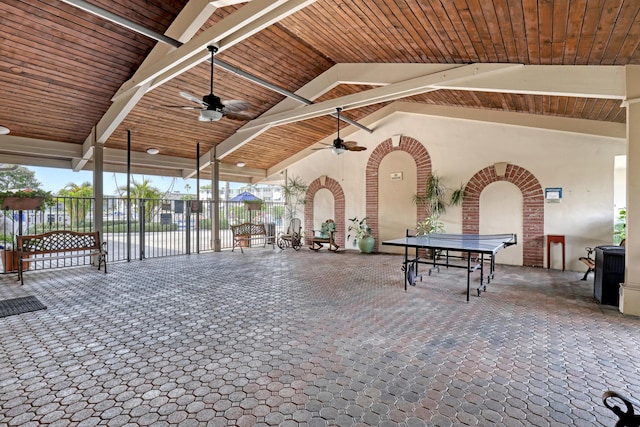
[331,147,345,155]
[236,161,246,168]
[0,126,10,135]
[146,148,159,155]
[199,109,223,122]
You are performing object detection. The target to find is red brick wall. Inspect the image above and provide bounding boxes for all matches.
[305,177,346,248]
[365,136,432,250]
[462,164,544,267]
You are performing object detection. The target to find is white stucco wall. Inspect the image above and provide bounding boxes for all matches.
[284,112,625,272]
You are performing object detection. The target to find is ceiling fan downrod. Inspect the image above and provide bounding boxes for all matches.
[207,45,218,95]
[336,107,343,143]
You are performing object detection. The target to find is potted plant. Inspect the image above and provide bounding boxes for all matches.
[347,216,375,253]
[0,188,55,211]
[614,207,626,245]
[412,174,464,259]
[281,176,308,225]
[416,215,445,235]
[412,173,464,234]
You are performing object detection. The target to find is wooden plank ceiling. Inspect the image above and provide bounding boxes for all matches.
[1,0,638,182]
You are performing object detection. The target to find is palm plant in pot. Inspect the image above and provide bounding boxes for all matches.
[412,173,465,258]
[347,216,375,253]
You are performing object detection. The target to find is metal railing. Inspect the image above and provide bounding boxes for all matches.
[1,196,286,273]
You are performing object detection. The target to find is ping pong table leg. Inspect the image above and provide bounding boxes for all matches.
[404,244,408,291]
[477,253,487,296]
[466,252,470,302]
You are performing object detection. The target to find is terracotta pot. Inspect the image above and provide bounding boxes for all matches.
[0,250,29,273]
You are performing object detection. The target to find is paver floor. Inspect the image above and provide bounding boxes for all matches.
[0,249,637,426]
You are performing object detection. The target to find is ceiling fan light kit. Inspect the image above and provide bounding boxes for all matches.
[199,110,223,122]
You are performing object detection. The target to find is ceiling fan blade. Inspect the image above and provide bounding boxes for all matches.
[180,91,208,107]
[224,111,253,121]
[164,105,203,110]
[343,141,367,151]
[222,99,251,112]
[312,146,331,151]
[346,145,367,151]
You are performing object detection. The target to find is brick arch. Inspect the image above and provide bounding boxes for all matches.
[365,136,432,248]
[462,164,544,267]
[305,177,346,248]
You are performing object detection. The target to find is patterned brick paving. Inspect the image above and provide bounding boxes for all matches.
[0,249,636,426]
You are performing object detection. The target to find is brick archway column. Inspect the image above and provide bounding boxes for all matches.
[365,136,432,248]
[304,177,345,248]
[462,164,544,267]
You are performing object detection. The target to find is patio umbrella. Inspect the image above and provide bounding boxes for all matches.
[229,191,260,202]
[230,192,263,219]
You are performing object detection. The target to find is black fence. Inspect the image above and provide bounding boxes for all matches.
[1,196,286,274]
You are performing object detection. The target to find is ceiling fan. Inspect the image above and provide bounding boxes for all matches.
[313,107,367,154]
[168,46,252,122]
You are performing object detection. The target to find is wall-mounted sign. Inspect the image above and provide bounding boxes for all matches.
[391,172,403,181]
[160,213,172,225]
[545,187,562,203]
[190,200,201,213]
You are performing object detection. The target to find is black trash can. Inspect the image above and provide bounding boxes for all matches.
[594,245,625,307]
[266,223,276,244]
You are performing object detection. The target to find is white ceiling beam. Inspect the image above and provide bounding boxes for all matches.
[243,64,521,130]
[75,0,219,170]
[0,154,75,170]
[393,102,626,139]
[113,0,294,99]
[0,135,83,158]
[267,100,626,175]
[211,64,513,162]
[141,0,320,94]
[165,0,220,44]
[433,65,626,99]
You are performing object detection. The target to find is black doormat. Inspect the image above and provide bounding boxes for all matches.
[0,296,47,318]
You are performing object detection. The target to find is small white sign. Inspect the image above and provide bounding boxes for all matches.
[391,172,403,181]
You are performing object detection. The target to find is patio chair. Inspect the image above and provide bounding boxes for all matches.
[310,219,339,252]
[276,218,302,250]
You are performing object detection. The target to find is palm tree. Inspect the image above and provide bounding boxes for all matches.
[118,177,161,223]
[57,181,93,226]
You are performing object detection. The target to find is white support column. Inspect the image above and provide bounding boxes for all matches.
[619,65,640,315]
[212,147,221,252]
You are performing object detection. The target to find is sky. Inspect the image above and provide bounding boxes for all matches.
[29,166,218,196]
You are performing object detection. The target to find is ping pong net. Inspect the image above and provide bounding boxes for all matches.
[407,231,516,241]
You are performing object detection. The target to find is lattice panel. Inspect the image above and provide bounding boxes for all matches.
[232,224,267,236]
[21,233,98,253]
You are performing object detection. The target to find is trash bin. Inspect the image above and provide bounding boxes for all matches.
[266,223,276,244]
[594,245,625,307]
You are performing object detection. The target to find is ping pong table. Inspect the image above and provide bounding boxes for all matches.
[382,231,517,301]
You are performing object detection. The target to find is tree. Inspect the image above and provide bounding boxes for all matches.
[282,176,308,224]
[182,183,194,200]
[0,166,42,190]
[117,177,161,223]
[57,182,93,225]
